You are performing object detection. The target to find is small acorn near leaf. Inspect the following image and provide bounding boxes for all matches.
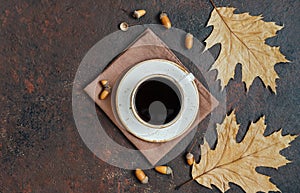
[185,33,193,50]
[186,152,195,166]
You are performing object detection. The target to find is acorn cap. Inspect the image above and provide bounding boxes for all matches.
[160,12,168,19]
[186,152,194,159]
[141,176,148,184]
[119,22,129,31]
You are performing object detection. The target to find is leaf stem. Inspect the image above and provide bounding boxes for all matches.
[175,178,194,190]
[187,137,198,153]
[209,0,218,9]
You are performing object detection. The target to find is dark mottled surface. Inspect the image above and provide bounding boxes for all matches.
[0,0,299,192]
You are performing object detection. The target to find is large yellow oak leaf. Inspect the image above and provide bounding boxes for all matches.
[192,111,297,193]
[205,7,289,93]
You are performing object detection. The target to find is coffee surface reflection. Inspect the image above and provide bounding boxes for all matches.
[134,79,181,125]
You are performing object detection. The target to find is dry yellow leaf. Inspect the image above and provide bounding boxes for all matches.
[205,7,289,93]
[192,111,297,193]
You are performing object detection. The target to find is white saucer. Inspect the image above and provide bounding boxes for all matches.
[114,59,199,142]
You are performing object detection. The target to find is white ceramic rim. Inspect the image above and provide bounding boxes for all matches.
[115,59,199,142]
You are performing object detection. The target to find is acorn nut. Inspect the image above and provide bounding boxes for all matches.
[155,166,173,178]
[99,80,111,100]
[135,168,148,184]
[185,33,193,50]
[160,12,171,29]
[186,152,195,166]
[100,80,108,87]
[133,9,146,19]
[99,89,110,100]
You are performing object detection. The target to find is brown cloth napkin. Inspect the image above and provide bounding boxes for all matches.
[84,28,219,166]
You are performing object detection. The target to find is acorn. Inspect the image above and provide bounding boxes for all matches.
[186,152,195,166]
[99,80,111,100]
[100,80,108,87]
[119,22,129,31]
[160,12,171,29]
[185,33,193,50]
[155,166,173,178]
[135,168,148,184]
[133,9,146,19]
[99,88,111,100]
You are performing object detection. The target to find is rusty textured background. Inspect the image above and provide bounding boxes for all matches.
[0,0,299,192]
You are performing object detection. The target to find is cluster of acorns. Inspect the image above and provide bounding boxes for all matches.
[98,10,194,101]
[135,166,173,184]
[120,9,194,50]
[135,153,195,184]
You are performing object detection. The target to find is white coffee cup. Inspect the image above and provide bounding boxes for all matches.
[113,59,199,142]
